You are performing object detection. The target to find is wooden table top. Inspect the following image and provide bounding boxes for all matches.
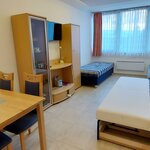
[0,89,45,130]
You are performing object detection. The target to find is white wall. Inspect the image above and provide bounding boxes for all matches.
[49,41,60,60]
[0,0,92,91]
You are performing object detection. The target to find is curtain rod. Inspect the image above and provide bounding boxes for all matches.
[92,5,150,14]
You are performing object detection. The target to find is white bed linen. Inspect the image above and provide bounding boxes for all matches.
[96,77,150,131]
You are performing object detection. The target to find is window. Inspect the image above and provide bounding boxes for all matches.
[102,7,150,57]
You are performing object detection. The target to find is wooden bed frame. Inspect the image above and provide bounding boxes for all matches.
[97,120,150,150]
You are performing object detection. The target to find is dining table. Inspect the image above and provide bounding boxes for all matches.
[0,89,47,150]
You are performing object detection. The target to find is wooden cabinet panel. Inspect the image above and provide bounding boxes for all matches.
[72,25,81,89]
[68,85,75,95]
[60,24,81,89]
[52,91,68,103]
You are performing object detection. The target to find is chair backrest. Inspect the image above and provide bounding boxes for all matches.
[23,73,43,96]
[0,71,14,91]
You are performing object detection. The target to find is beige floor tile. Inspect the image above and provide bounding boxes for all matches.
[46,137,83,150]
[45,117,73,141]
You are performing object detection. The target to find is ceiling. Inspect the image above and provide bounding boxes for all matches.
[80,0,133,7]
[61,0,150,12]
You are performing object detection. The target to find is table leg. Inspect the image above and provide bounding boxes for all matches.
[37,103,47,150]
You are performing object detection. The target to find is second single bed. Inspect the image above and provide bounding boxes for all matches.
[81,62,114,86]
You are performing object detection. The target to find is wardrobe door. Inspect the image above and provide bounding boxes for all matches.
[29,16,51,107]
[30,17,48,74]
[71,25,81,89]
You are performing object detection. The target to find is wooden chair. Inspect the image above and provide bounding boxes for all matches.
[0,132,13,150]
[5,73,43,150]
[0,72,14,149]
[0,71,14,91]
[23,72,43,96]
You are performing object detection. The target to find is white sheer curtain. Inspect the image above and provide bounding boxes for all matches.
[102,7,150,57]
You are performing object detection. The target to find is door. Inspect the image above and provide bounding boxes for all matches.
[30,16,51,107]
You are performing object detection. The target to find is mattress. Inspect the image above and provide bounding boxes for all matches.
[81,62,114,77]
[96,77,150,131]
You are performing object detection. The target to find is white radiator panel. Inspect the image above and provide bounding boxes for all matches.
[116,61,145,72]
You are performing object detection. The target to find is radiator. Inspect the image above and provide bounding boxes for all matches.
[116,61,145,72]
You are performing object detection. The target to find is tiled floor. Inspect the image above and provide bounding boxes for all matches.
[11,75,132,150]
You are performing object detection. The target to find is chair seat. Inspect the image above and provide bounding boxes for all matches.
[5,111,37,134]
[0,132,12,149]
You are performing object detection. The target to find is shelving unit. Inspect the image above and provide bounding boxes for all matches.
[50,61,75,104]
[50,63,72,70]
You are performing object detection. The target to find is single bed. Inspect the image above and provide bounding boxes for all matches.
[80,62,114,86]
[96,77,150,149]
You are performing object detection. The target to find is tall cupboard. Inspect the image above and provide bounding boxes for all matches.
[11,13,51,108]
[60,24,81,89]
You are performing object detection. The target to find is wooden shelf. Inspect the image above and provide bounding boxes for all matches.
[52,83,75,104]
[52,83,74,95]
[50,60,74,104]
[50,63,72,70]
